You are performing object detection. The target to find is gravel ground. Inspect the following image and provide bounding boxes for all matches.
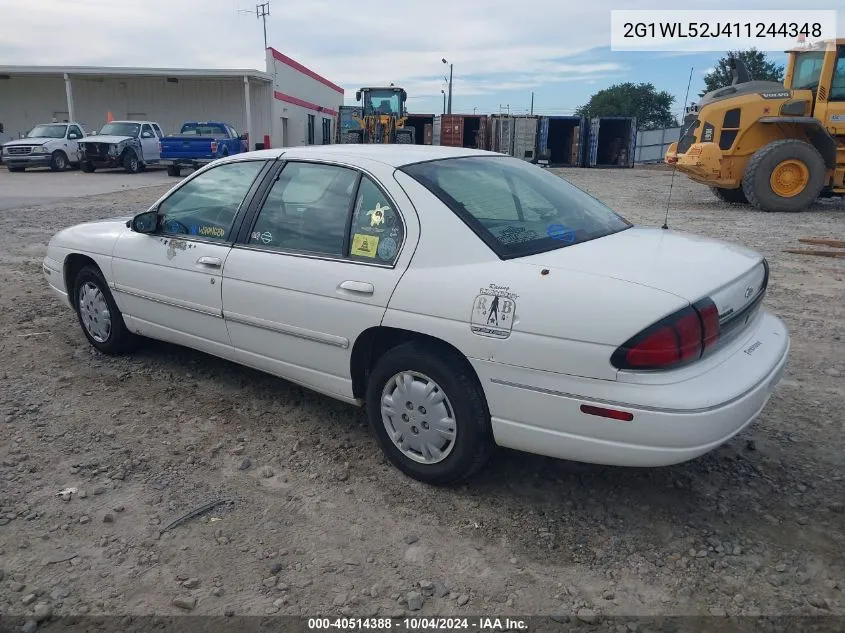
[0,165,843,629]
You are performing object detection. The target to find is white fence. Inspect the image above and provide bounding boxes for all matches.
[634,126,682,164]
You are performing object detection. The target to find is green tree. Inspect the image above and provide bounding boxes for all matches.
[700,49,784,96]
[575,82,678,130]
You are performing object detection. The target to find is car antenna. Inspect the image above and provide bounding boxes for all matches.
[663,66,695,230]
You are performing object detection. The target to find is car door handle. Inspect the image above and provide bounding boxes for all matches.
[339,280,374,294]
[197,256,222,267]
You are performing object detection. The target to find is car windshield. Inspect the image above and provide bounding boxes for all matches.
[364,91,400,115]
[27,124,67,139]
[791,51,826,90]
[180,123,226,135]
[401,155,632,259]
[98,122,140,137]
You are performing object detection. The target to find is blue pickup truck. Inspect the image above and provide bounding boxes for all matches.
[159,121,247,177]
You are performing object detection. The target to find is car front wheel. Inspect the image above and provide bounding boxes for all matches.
[72,265,137,354]
[365,341,494,485]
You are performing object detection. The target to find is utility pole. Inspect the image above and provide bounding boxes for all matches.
[240,2,270,49]
[257,2,270,49]
[442,58,453,114]
[530,92,534,115]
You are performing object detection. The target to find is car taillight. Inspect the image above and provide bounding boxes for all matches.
[611,298,721,371]
[210,141,218,153]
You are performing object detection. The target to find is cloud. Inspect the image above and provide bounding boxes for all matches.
[1,0,843,114]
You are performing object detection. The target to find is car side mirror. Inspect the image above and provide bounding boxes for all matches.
[141,132,153,139]
[90,130,98,135]
[130,210,159,233]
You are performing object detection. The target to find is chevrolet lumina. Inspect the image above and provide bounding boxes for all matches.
[42,145,790,485]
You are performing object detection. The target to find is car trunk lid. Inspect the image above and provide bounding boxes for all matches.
[518,226,769,351]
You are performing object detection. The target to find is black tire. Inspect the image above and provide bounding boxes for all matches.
[741,139,825,212]
[72,265,138,355]
[343,130,363,144]
[711,186,748,204]
[394,128,415,144]
[365,341,494,485]
[167,165,181,177]
[7,165,24,172]
[123,150,140,174]
[81,161,95,173]
[50,151,68,171]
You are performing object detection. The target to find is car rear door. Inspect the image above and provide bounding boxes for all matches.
[140,123,160,162]
[111,158,273,358]
[220,157,420,401]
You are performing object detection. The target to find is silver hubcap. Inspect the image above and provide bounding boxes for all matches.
[78,282,112,343]
[380,371,457,464]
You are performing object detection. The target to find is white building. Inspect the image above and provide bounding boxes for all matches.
[0,46,344,149]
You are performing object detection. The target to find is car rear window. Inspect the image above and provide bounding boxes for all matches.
[401,155,632,259]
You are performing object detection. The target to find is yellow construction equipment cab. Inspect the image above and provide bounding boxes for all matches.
[347,87,415,144]
[666,39,845,211]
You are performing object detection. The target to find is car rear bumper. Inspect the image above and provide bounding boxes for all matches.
[160,158,215,168]
[5,154,52,167]
[473,309,790,467]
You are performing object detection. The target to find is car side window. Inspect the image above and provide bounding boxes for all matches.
[348,175,404,265]
[831,46,845,101]
[248,161,358,256]
[68,125,83,139]
[157,160,267,241]
[141,124,154,139]
[152,123,164,138]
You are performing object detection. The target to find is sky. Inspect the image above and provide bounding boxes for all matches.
[0,0,842,119]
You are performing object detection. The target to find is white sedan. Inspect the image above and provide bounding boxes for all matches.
[43,145,790,485]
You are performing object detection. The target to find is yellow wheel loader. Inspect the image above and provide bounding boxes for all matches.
[343,86,415,145]
[666,39,845,212]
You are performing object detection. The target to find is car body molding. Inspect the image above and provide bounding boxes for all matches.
[113,284,222,318]
[223,311,350,349]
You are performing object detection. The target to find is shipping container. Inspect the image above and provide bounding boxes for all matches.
[337,105,363,143]
[404,113,435,145]
[586,116,637,168]
[434,114,488,149]
[537,115,586,167]
[512,115,539,162]
[489,115,514,155]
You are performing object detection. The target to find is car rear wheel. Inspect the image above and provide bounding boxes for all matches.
[72,265,137,355]
[365,341,494,485]
[81,161,95,173]
[742,139,825,212]
[123,150,140,174]
[50,151,68,171]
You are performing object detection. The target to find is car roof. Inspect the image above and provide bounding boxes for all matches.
[230,144,498,168]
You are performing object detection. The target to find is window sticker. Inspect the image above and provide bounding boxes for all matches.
[367,202,390,228]
[198,225,225,238]
[351,233,379,258]
[546,224,577,243]
[377,236,398,260]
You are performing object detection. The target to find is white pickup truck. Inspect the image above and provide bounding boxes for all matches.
[78,120,165,174]
[1,122,87,172]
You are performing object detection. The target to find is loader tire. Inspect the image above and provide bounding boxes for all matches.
[741,139,825,212]
[711,186,748,204]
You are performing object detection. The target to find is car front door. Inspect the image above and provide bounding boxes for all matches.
[140,123,160,162]
[67,125,84,161]
[220,158,419,401]
[111,158,272,358]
